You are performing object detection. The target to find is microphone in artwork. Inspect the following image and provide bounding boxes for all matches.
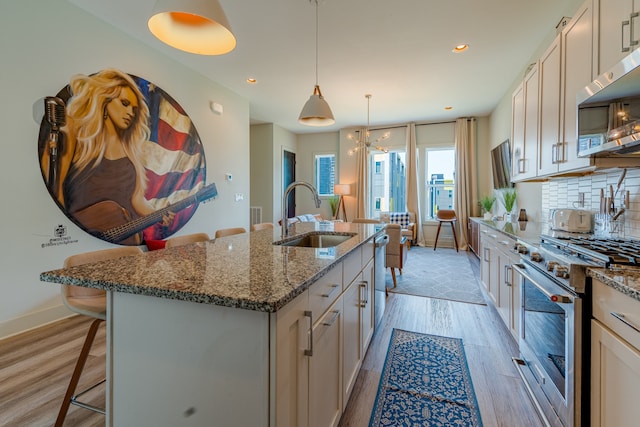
[44,96,66,192]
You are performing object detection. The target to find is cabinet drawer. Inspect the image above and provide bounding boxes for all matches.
[593,279,640,351]
[343,247,363,287]
[309,265,342,319]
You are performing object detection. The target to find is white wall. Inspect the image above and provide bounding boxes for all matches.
[250,124,275,222]
[0,1,250,338]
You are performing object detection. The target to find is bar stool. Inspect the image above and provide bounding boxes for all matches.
[250,222,274,231]
[434,209,459,252]
[165,232,210,248]
[56,246,143,427]
[214,227,247,238]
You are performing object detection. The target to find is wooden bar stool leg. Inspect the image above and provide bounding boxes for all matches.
[391,268,397,288]
[450,221,459,252]
[55,318,104,427]
[433,222,443,250]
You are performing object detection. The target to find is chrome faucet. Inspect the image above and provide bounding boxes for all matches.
[281,181,322,238]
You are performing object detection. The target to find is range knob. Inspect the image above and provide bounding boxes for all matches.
[545,261,558,272]
[530,252,543,263]
[516,244,529,254]
[554,265,570,279]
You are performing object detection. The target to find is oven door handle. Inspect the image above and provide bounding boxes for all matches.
[512,263,574,304]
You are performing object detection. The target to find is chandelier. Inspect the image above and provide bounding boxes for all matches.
[348,94,389,155]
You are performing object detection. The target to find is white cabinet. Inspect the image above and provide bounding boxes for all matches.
[538,1,595,176]
[309,299,343,427]
[558,1,595,173]
[538,35,563,177]
[511,63,539,181]
[275,289,311,427]
[591,279,640,427]
[595,0,640,75]
[341,252,375,410]
[478,224,520,341]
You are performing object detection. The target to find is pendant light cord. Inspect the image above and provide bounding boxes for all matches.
[314,0,319,86]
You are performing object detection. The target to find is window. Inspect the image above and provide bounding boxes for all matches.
[369,150,406,216]
[424,148,455,219]
[315,153,336,196]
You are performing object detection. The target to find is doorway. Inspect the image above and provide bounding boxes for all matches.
[283,150,296,218]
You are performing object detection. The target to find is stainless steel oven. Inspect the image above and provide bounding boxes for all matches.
[513,259,583,427]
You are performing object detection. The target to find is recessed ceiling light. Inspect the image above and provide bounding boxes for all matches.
[452,44,469,53]
[246,78,257,84]
[444,106,453,110]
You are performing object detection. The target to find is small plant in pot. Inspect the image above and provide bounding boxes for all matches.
[327,195,340,218]
[479,195,496,220]
[498,188,517,221]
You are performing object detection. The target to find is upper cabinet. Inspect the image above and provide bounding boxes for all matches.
[511,63,539,182]
[512,0,640,181]
[595,0,640,75]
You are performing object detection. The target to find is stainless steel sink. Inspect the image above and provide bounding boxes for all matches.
[273,232,356,248]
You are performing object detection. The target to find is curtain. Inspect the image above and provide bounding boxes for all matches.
[454,118,478,251]
[355,127,369,218]
[405,123,424,245]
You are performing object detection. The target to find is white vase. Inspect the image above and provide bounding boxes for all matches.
[483,212,492,220]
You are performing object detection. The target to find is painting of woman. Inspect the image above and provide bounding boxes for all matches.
[38,68,210,245]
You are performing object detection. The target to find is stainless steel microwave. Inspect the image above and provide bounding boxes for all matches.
[577,48,640,157]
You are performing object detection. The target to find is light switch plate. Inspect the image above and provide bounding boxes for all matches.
[235,193,244,202]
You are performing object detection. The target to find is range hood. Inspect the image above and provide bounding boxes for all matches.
[577,48,640,156]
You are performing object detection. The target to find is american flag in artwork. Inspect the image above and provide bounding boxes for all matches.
[134,76,208,240]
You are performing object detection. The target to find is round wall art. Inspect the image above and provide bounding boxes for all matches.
[37,68,216,246]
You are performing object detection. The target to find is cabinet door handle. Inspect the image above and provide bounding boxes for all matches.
[483,247,490,262]
[558,142,565,163]
[631,12,639,47]
[322,310,340,327]
[611,312,640,333]
[518,158,526,174]
[360,281,368,307]
[321,284,340,298]
[504,265,512,287]
[304,310,313,356]
[551,143,557,164]
[622,19,631,52]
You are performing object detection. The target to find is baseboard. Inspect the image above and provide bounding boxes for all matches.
[0,304,73,341]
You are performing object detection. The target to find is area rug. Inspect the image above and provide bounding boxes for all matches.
[369,329,483,427]
[387,247,486,305]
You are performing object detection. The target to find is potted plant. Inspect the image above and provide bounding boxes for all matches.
[499,188,517,221]
[479,195,496,220]
[327,195,340,218]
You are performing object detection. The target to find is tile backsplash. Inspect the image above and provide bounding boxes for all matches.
[542,168,640,239]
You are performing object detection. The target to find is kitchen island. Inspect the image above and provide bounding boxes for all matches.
[41,221,385,427]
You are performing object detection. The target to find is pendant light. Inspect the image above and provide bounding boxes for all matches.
[148,0,236,55]
[298,0,335,126]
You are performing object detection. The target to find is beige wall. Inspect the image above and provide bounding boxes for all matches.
[1,1,250,338]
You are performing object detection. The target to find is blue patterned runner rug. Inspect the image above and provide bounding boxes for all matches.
[369,329,483,426]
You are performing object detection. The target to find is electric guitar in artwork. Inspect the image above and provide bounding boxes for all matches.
[73,183,218,245]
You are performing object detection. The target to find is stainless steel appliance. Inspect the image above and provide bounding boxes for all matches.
[373,233,389,327]
[513,235,640,426]
[550,209,592,233]
[577,48,640,157]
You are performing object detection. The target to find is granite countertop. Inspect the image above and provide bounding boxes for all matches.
[588,268,640,302]
[40,222,385,313]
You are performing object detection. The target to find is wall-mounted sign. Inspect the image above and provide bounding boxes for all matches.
[38,68,215,245]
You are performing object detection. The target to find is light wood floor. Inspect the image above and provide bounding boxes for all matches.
[0,252,543,427]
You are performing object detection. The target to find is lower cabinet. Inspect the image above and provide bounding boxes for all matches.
[591,279,640,427]
[309,299,343,427]
[275,242,376,427]
[478,224,520,341]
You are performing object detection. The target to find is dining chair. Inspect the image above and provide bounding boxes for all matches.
[434,209,459,252]
[55,246,143,427]
[164,232,210,248]
[251,222,274,231]
[214,227,247,238]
